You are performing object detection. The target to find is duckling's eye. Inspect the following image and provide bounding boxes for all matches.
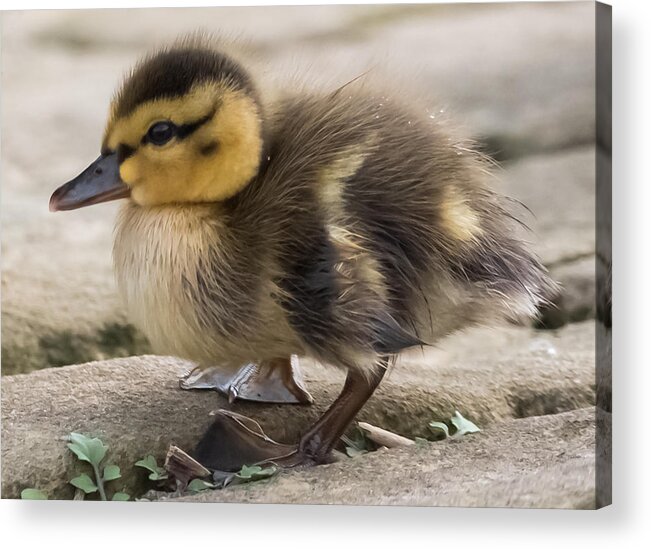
[146,121,176,146]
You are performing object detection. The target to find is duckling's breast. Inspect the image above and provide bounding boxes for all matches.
[113,202,301,370]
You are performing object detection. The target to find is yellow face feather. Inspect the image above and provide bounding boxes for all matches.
[103,82,263,207]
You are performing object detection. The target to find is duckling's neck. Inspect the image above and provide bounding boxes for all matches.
[113,201,226,351]
[112,200,300,367]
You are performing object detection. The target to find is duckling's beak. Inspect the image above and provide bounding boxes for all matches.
[49,153,130,212]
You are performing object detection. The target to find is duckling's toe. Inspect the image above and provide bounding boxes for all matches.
[228,356,313,404]
[193,410,321,472]
[179,355,313,405]
[179,366,233,393]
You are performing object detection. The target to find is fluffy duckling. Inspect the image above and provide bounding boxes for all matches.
[50,37,554,470]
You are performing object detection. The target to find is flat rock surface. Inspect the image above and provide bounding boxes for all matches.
[1,321,595,501]
[1,4,596,374]
[171,408,596,509]
[501,147,596,267]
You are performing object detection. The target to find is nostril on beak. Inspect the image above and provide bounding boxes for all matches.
[94,167,103,175]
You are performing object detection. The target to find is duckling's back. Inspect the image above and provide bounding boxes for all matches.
[224,87,556,373]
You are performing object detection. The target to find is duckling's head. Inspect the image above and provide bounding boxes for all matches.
[50,43,264,211]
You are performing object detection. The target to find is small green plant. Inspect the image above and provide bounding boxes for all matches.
[428,410,480,441]
[20,488,48,500]
[187,478,215,493]
[21,433,131,501]
[428,421,450,440]
[235,464,278,481]
[135,455,169,481]
[66,433,130,501]
[187,463,279,492]
[341,426,372,457]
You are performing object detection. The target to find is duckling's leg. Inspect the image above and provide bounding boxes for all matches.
[193,361,386,471]
[180,355,313,404]
[293,363,386,464]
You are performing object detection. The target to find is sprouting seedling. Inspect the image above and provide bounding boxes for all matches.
[135,455,169,481]
[66,433,130,501]
[20,488,48,500]
[235,464,278,481]
[341,426,372,457]
[449,410,481,437]
[186,463,279,493]
[428,410,480,440]
[187,478,215,493]
[428,421,450,440]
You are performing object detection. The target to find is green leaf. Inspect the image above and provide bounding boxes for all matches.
[187,479,214,493]
[428,421,450,439]
[21,488,48,500]
[342,427,371,452]
[342,426,373,458]
[235,464,278,481]
[450,411,480,437]
[150,471,168,481]
[345,446,368,458]
[103,464,121,482]
[135,455,158,473]
[70,473,98,494]
[236,465,262,479]
[67,433,107,467]
[111,492,130,501]
[135,455,168,481]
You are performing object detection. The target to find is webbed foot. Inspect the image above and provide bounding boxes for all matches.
[180,355,313,405]
[193,410,320,472]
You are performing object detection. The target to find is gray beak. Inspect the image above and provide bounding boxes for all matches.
[49,153,130,212]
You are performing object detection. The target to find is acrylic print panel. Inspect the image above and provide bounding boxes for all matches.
[1,1,611,508]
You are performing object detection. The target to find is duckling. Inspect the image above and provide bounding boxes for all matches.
[50,37,555,470]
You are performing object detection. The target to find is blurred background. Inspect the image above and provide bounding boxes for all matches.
[1,2,596,375]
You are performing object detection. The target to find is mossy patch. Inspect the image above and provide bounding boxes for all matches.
[1,323,150,375]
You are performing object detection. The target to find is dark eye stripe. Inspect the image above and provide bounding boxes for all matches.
[116,143,136,164]
[104,107,218,160]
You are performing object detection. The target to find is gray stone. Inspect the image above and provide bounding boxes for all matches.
[0,197,149,375]
[500,147,596,267]
[1,18,149,373]
[538,256,596,328]
[1,321,595,501]
[498,147,596,327]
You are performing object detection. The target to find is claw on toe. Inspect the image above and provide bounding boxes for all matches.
[180,355,313,405]
[180,366,232,393]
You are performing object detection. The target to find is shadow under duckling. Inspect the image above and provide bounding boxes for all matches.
[50,36,556,471]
